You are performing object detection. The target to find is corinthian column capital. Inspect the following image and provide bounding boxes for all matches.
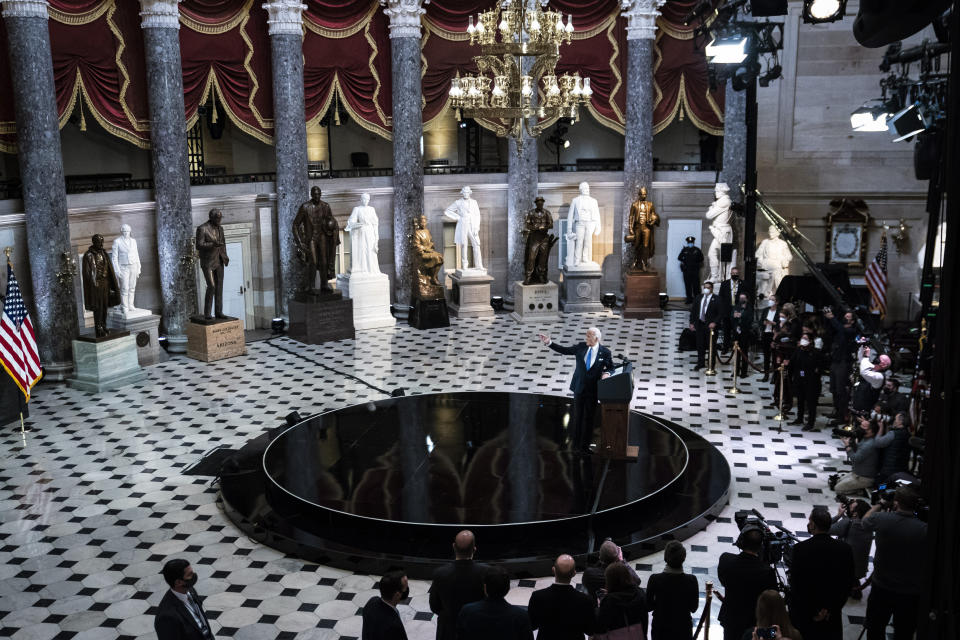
[621,0,666,41]
[263,0,307,36]
[0,0,48,19]
[139,0,181,30]
[379,0,428,39]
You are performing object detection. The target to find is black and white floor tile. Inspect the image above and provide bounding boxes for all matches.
[0,311,872,639]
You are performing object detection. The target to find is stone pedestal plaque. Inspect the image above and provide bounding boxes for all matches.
[289,296,356,344]
[68,334,146,393]
[186,319,246,362]
[560,267,605,313]
[623,271,663,319]
[336,273,396,331]
[409,297,450,330]
[108,313,164,366]
[448,271,494,318]
[510,281,560,323]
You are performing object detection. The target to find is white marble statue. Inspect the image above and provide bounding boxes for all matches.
[345,192,380,275]
[566,181,601,270]
[110,224,147,317]
[444,186,484,271]
[705,183,735,283]
[756,224,793,299]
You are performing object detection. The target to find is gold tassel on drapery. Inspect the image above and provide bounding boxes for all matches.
[333,92,341,126]
[79,98,87,131]
[210,93,218,123]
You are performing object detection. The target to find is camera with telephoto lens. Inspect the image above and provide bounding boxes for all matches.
[756,628,778,640]
[734,509,796,567]
[871,479,908,506]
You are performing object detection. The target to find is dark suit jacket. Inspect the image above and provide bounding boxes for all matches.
[549,342,615,396]
[429,559,489,640]
[719,278,744,316]
[789,534,855,624]
[361,596,408,640]
[195,221,229,270]
[457,597,534,640]
[717,552,777,636]
[689,293,721,327]
[154,589,212,640]
[527,583,596,639]
[646,571,699,640]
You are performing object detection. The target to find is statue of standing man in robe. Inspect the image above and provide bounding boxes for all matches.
[345,192,380,275]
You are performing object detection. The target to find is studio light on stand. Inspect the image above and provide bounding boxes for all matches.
[706,34,748,64]
[850,100,892,132]
[888,103,927,142]
[802,0,846,24]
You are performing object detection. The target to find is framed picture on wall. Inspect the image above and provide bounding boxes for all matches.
[825,198,870,267]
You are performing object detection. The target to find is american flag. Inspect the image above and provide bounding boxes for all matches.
[1,261,42,401]
[865,233,889,318]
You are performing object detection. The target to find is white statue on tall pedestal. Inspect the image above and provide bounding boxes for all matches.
[444,186,484,272]
[705,183,734,283]
[566,181,601,270]
[756,224,792,299]
[345,192,380,275]
[110,224,148,318]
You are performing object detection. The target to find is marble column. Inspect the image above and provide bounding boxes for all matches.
[619,1,664,300]
[721,78,747,204]
[2,0,78,378]
[264,1,308,316]
[504,57,538,309]
[381,0,426,318]
[139,0,196,353]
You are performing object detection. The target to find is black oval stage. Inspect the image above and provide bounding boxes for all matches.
[220,392,730,578]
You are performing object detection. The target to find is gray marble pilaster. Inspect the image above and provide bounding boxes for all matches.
[266,28,309,315]
[721,78,747,204]
[140,0,196,353]
[2,1,78,377]
[388,35,424,315]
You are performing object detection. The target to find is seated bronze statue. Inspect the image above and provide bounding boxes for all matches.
[413,215,444,299]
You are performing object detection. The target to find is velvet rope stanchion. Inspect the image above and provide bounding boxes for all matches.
[773,364,786,430]
[728,341,741,395]
[694,581,715,639]
[705,327,717,376]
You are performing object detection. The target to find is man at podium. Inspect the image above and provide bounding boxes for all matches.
[539,328,615,454]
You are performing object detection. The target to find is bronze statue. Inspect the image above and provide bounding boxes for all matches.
[413,215,444,299]
[82,234,120,337]
[522,197,559,285]
[625,186,660,271]
[293,186,339,295]
[196,208,230,320]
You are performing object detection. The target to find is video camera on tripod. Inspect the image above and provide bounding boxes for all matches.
[734,508,799,567]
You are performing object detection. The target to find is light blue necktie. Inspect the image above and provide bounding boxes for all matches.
[586,347,593,369]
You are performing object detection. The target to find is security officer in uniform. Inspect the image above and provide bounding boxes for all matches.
[678,236,704,304]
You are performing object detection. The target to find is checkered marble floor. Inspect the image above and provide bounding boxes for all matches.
[0,310,874,640]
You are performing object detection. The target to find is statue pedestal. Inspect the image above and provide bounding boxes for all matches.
[448,271,494,318]
[336,273,395,331]
[108,312,163,366]
[68,333,146,393]
[186,318,246,362]
[289,293,355,344]
[623,271,663,319]
[509,281,560,323]
[560,267,605,313]
[409,297,450,330]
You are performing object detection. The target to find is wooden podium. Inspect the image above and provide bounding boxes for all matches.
[597,362,638,459]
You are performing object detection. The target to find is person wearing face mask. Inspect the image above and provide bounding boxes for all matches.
[677,236,704,304]
[824,308,858,424]
[718,266,744,352]
[362,569,410,640]
[689,281,721,371]
[760,296,780,382]
[789,332,821,430]
[788,508,855,640]
[731,293,753,378]
[155,559,213,640]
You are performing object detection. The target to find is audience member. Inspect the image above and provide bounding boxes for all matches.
[719,266,744,352]
[582,539,640,603]
[362,570,409,640]
[744,590,803,640]
[429,530,488,640]
[646,541,699,640]
[595,562,648,638]
[717,527,777,640]
[788,508,855,640]
[835,416,882,495]
[154,559,214,640]
[875,411,912,484]
[877,378,909,416]
[829,499,873,590]
[457,566,533,640]
[862,485,928,640]
[689,280,721,371]
[527,554,596,640]
[760,296,779,382]
[789,333,821,430]
[731,293,753,377]
[824,308,858,424]
[852,347,890,412]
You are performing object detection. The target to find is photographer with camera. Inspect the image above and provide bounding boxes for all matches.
[824,308,857,425]
[829,500,873,595]
[788,508,855,640]
[862,485,927,640]
[717,526,777,640]
[877,378,909,416]
[875,411,913,485]
[852,346,891,413]
[835,415,883,495]
[745,590,803,640]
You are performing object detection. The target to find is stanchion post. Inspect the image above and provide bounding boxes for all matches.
[705,328,717,376]
[728,341,741,394]
[773,364,786,429]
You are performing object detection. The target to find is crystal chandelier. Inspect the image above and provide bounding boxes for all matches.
[448,0,592,152]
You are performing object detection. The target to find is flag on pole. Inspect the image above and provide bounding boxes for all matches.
[0,261,42,400]
[865,233,889,318]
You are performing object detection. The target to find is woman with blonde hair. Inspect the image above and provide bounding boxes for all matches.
[744,590,803,640]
